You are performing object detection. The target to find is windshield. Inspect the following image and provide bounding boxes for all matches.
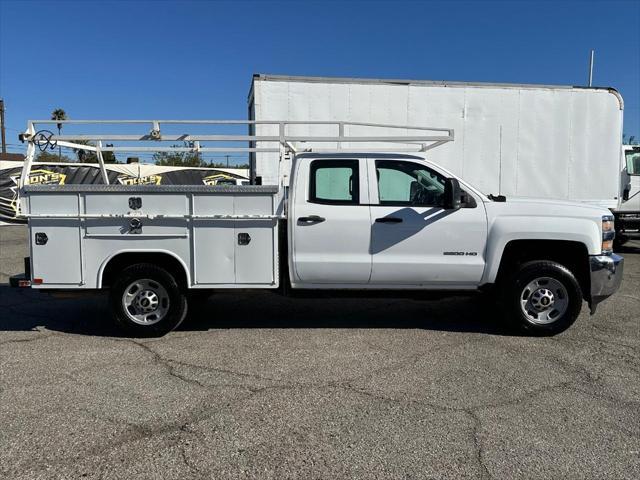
[626,149,640,175]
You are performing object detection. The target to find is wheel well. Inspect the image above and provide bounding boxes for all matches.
[101,252,189,289]
[495,240,590,298]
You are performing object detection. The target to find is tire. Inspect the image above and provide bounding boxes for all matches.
[109,263,188,337]
[504,260,583,336]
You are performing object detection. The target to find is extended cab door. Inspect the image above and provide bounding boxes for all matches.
[367,158,487,287]
[290,158,372,284]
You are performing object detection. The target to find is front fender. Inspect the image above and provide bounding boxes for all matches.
[481,216,600,284]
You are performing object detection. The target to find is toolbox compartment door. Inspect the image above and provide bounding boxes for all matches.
[28,194,82,285]
[30,219,82,285]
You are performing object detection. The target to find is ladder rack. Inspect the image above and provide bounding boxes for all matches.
[19,119,454,186]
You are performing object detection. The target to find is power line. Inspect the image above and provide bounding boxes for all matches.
[0,100,6,154]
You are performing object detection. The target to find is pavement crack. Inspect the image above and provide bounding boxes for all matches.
[22,390,258,475]
[466,409,493,480]
[471,380,576,412]
[116,339,211,390]
[176,425,208,479]
[566,383,640,408]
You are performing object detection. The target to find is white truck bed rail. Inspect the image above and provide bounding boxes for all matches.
[19,119,454,186]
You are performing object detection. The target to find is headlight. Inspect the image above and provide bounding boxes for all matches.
[602,215,615,254]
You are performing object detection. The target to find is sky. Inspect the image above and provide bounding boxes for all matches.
[0,0,639,164]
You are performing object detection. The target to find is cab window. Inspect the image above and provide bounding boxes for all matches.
[626,150,640,175]
[375,160,446,206]
[309,160,359,205]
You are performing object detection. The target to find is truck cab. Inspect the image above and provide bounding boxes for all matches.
[289,153,486,288]
[618,145,640,235]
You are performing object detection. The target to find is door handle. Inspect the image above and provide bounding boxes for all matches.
[298,215,326,224]
[375,217,403,223]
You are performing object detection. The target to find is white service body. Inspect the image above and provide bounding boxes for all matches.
[23,185,280,289]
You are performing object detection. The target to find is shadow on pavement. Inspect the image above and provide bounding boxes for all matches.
[0,285,515,338]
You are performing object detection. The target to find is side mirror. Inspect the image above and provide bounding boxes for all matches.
[443,177,462,210]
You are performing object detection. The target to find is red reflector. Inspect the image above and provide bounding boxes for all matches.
[18,280,31,287]
[32,278,43,285]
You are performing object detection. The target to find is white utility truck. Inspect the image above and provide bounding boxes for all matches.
[10,119,623,336]
[249,75,636,238]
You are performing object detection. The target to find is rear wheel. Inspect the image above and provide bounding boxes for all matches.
[505,261,583,336]
[109,263,187,337]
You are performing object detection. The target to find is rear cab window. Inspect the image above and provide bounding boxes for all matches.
[309,160,360,205]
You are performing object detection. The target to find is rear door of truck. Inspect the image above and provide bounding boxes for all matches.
[290,157,372,284]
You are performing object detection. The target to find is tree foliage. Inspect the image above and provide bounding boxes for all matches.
[35,150,73,163]
[72,140,118,163]
[51,108,67,130]
[153,148,206,167]
[207,162,250,169]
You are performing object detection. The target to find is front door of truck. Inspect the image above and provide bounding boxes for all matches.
[291,158,372,284]
[367,159,487,287]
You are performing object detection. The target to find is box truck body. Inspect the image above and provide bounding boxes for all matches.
[249,74,625,210]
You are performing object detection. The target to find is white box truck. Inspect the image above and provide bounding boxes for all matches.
[11,119,623,337]
[249,75,635,237]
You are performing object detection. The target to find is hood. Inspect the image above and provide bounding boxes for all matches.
[498,196,610,212]
[484,196,611,221]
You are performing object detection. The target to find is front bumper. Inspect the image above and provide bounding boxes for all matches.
[589,254,624,313]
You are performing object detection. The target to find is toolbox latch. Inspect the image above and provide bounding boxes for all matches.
[238,233,251,245]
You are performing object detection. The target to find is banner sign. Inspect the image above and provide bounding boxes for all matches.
[0,162,249,224]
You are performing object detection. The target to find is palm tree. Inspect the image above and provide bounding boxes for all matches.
[51,108,67,161]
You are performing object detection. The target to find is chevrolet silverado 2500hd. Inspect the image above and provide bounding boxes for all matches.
[10,120,623,336]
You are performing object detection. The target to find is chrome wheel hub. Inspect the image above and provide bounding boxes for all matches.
[520,277,569,325]
[122,279,170,325]
[134,289,159,313]
[530,288,555,311]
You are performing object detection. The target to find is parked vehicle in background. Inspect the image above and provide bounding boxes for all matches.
[248,74,631,231]
[617,145,640,239]
[213,178,250,186]
[11,119,623,337]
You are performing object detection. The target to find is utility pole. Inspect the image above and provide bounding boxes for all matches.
[0,99,6,155]
[588,49,595,87]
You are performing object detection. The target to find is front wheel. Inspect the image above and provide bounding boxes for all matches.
[505,261,583,336]
[109,263,188,337]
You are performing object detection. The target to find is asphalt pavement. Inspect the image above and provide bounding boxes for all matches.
[1,225,638,479]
